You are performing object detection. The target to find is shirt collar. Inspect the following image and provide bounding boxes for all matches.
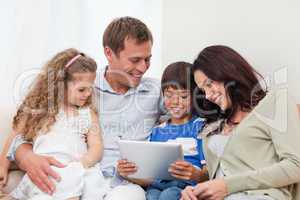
[95,67,114,93]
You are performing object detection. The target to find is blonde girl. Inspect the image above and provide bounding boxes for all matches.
[0,48,105,200]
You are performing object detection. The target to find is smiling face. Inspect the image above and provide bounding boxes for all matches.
[66,72,96,107]
[163,87,192,124]
[105,38,152,89]
[194,70,231,111]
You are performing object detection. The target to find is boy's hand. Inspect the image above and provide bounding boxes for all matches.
[0,165,9,189]
[169,160,199,181]
[117,159,137,177]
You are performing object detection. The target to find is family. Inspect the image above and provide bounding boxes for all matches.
[0,16,300,200]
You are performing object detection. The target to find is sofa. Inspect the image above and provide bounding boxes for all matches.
[1,104,300,196]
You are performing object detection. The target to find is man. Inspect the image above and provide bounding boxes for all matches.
[95,17,162,199]
[5,17,162,200]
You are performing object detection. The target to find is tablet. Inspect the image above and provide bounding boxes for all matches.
[118,140,184,180]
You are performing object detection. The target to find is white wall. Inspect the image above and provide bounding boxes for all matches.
[0,0,162,141]
[1,0,299,137]
[162,0,300,102]
[0,0,162,105]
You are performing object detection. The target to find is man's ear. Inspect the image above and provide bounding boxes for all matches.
[104,46,113,63]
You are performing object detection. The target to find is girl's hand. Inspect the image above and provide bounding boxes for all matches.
[117,159,137,177]
[79,156,92,169]
[169,160,200,181]
[0,158,10,189]
[192,179,228,200]
[0,165,8,189]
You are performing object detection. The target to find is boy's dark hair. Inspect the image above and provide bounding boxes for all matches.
[161,61,192,93]
[103,16,153,56]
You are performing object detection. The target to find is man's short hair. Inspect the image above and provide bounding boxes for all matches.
[103,16,153,55]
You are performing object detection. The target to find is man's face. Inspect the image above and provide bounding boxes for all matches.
[105,38,152,88]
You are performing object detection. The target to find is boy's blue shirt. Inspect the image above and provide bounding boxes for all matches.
[149,116,205,169]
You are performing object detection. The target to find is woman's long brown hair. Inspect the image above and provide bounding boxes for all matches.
[192,45,267,122]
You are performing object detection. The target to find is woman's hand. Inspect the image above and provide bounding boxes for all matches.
[169,160,202,181]
[117,159,137,177]
[180,186,198,200]
[193,179,228,200]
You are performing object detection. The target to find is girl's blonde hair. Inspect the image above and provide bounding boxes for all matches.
[13,48,97,141]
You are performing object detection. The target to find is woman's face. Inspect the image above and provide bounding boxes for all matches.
[194,70,231,110]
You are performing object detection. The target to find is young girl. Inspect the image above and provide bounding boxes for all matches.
[0,48,105,200]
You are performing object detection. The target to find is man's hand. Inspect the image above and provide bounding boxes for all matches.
[16,146,65,195]
[117,159,137,177]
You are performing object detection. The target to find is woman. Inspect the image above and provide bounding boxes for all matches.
[181,45,300,200]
